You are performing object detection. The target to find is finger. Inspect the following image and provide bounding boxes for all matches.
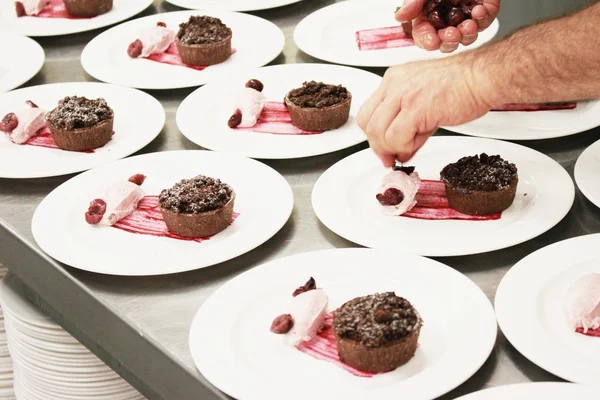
[365,98,401,155]
[439,27,461,53]
[406,131,435,160]
[395,0,426,23]
[472,2,499,31]
[369,140,396,168]
[458,19,478,46]
[357,87,384,133]
[383,112,418,163]
[412,14,441,51]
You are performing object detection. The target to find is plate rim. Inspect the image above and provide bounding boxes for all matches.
[574,138,600,208]
[164,0,304,12]
[0,33,45,93]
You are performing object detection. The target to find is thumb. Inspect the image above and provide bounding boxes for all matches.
[395,0,425,23]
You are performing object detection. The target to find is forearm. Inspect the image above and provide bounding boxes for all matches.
[468,2,600,105]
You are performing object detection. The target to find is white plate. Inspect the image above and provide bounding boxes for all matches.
[294,0,499,67]
[312,136,574,257]
[445,101,600,140]
[0,33,44,93]
[177,63,380,159]
[0,82,164,179]
[455,382,600,400]
[495,233,600,384]
[575,139,600,208]
[0,0,153,37]
[32,150,293,276]
[81,10,285,90]
[165,0,303,12]
[189,248,497,400]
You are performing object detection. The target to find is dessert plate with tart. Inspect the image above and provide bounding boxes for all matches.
[455,383,600,400]
[0,0,153,37]
[444,100,600,140]
[189,248,497,400]
[81,10,285,90]
[495,233,600,384]
[31,150,293,276]
[164,0,303,12]
[312,136,574,257]
[0,82,164,179]
[575,139,600,209]
[294,0,499,68]
[0,33,44,93]
[177,63,381,159]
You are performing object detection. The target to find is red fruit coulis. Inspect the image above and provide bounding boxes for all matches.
[355,26,414,51]
[576,327,600,338]
[22,126,115,153]
[112,196,240,242]
[145,44,237,71]
[27,0,93,19]
[491,103,577,112]
[235,102,323,136]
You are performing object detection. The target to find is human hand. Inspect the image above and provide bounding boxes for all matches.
[357,57,493,166]
[396,0,500,53]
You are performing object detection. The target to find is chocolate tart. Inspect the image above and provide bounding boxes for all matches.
[158,175,235,238]
[440,153,518,216]
[63,0,113,17]
[175,16,232,66]
[45,96,114,152]
[284,81,352,131]
[333,292,422,374]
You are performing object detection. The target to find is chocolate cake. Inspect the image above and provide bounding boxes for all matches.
[175,16,232,66]
[45,96,114,152]
[158,175,235,238]
[284,81,352,131]
[440,153,518,216]
[63,0,113,17]
[333,292,422,373]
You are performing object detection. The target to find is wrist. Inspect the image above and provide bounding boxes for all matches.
[463,49,506,108]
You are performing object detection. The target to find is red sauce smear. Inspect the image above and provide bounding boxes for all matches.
[491,103,577,112]
[145,44,237,71]
[355,26,414,51]
[29,0,92,19]
[112,196,239,242]
[235,102,323,135]
[23,126,114,153]
[402,180,501,221]
[297,313,375,378]
[576,327,600,337]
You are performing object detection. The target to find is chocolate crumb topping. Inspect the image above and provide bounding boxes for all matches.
[46,96,113,131]
[333,292,421,348]
[159,175,233,214]
[177,16,232,46]
[440,153,517,192]
[392,165,415,175]
[286,81,349,109]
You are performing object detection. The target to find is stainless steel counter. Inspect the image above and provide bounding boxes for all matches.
[1,1,600,399]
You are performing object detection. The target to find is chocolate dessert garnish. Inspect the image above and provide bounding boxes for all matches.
[440,153,517,193]
[292,277,317,297]
[46,96,113,131]
[376,188,404,206]
[85,199,107,225]
[15,2,25,17]
[392,165,415,175]
[26,100,39,109]
[0,113,18,133]
[286,81,350,109]
[271,314,294,334]
[127,40,143,58]
[228,109,242,128]
[177,16,232,46]
[128,174,146,186]
[245,79,264,92]
[159,175,233,214]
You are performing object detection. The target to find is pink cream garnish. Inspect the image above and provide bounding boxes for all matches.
[403,180,501,221]
[145,44,237,71]
[235,102,323,135]
[30,0,92,19]
[491,103,577,112]
[23,127,115,153]
[112,196,239,242]
[297,313,375,378]
[355,26,415,51]
[576,327,600,337]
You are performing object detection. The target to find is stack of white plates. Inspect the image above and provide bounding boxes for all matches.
[0,264,14,399]
[0,273,145,400]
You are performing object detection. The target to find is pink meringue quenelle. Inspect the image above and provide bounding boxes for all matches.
[15,0,49,16]
[565,273,600,334]
[376,167,422,216]
[127,22,176,58]
[285,289,329,347]
[0,102,47,145]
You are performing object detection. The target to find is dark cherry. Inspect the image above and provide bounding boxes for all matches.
[128,174,146,186]
[428,10,446,29]
[445,7,466,26]
[85,199,107,225]
[26,100,38,108]
[227,109,242,128]
[392,165,415,175]
[245,79,264,92]
[127,39,143,58]
[270,314,294,334]
[424,0,482,29]
[0,113,19,133]
[15,2,25,17]
[156,21,166,27]
[461,0,479,14]
[376,188,405,206]
[292,277,317,297]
